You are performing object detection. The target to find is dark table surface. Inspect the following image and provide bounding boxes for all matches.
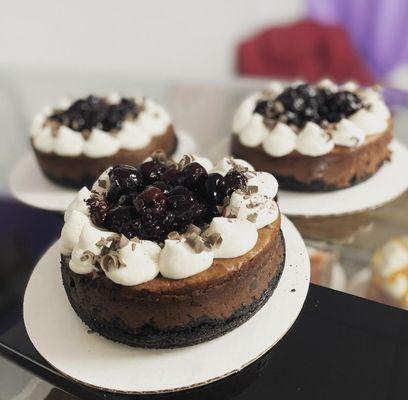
[1,199,407,400]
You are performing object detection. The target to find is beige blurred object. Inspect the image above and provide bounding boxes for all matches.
[307,247,338,286]
[367,236,408,309]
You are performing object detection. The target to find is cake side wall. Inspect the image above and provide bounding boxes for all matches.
[60,229,285,347]
[231,125,392,190]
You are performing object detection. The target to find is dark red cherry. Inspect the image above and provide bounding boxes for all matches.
[166,186,196,211]
[109,165,143,192]
[134,186,166,214]
[140,160,165,184]
[105,206,136,232]
[176,162,208,190]
[161,165,179,184]
[217,170,247,200]
[203,173,223,205]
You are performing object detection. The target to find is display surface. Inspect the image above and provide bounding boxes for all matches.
[231,80,392,191]
[24,216,309,393]
[9,131,195,212]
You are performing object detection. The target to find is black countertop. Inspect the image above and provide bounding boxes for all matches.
[1,199,407,400]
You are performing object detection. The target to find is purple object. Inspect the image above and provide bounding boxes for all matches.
[307,0,408,79]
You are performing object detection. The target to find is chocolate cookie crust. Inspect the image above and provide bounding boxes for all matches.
[33,125,177,189]
[61,224,285,349]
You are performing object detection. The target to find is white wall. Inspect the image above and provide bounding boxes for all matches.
[0,0,305,81]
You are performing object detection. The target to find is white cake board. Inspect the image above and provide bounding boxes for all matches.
[9,130,196,213]
[210,139,408,217]
[23,215,310,394]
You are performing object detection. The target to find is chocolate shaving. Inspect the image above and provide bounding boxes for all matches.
[246,200,259,209]
[227,158,249,173]
[98,179,107,189]
[226,206,239,218]
[185,233,206,254]
[186,224,201,236]
[222,196,230,208]
[192,240,206,254]
[204,233,223,248]
[178,154,194,170]
[81,130,92,140]
[47,120,60,137]
[100,253,124,272]
[264,119,277,130]
[151,149,168,163]
[168,231,181,240]
[247,213,258,223]
[185,232,198,246]
[80,250,95,263]
[274,101,284,113]
[279,115,288,123]
[96,237,109,248]
[119,234,129,248]
[247,185,258,194]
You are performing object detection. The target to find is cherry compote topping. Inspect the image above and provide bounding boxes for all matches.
[49,95,140,133]
[217,170,247,200]
[254,83,363,128]
[140,160,166,184]
[88,155,248,243]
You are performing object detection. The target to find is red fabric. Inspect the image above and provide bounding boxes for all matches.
[237,20,374,85]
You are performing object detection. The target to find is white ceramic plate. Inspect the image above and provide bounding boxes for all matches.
[210,139,408,217]
[23,215,310,394]
[9,130,196,213]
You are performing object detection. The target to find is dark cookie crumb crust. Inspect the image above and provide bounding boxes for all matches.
[61,231,285,349]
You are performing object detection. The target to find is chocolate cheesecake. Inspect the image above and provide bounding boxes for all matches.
[231,80,392,191]
[59,153,284,348]
[30,94,178,189]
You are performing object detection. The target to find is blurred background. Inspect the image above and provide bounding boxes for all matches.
[1,0,408,190]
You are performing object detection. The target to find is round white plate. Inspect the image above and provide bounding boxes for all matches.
[9,131,196,213]
[23,215,310,394]
[210,138,408,217]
